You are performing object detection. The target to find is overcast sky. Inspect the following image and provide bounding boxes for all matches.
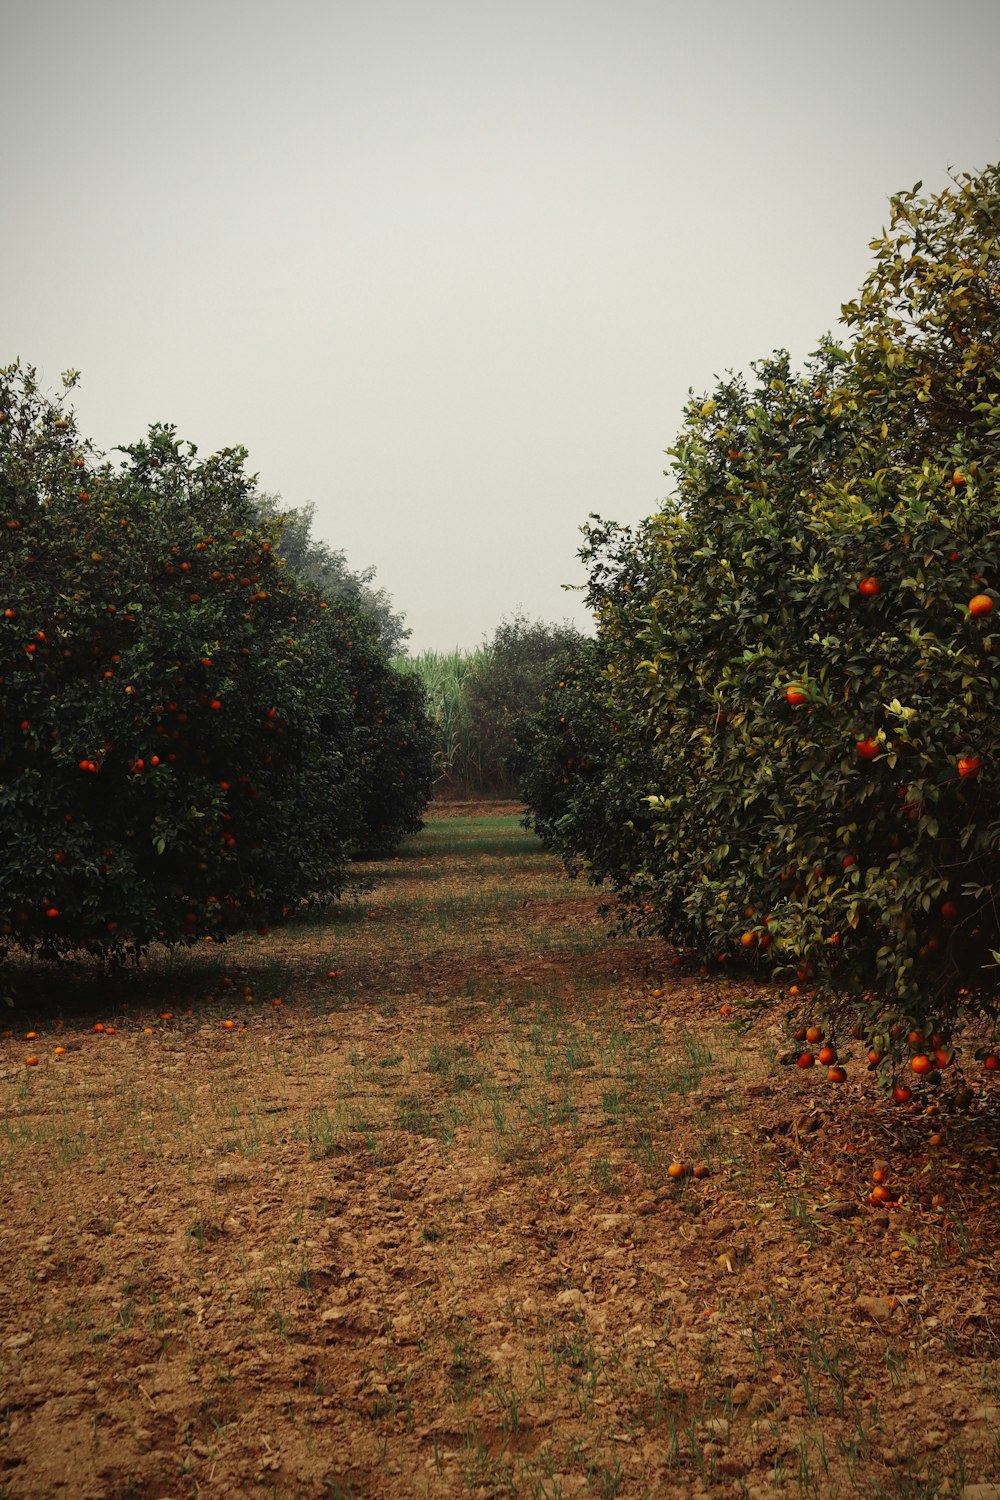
[4,0,999,652]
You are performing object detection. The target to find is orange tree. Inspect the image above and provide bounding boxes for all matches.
[0,364,432,977]
[509,558,660,909]
[324,606,435,856]
[519,165,1000,1058]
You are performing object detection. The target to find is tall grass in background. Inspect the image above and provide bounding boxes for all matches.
[399,618,584,799]
[396,648,496,797]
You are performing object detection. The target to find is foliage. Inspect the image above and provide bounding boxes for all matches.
[517,164,1000,1053]
[401,616,585,798]
[0,364,432,973]
[252,493,409,655]
[331,613,435,855]
[509,604,657,900]
[398,647,492,796]
[462,613,585,795]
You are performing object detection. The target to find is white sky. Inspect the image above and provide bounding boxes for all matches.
[4,0,1000,652]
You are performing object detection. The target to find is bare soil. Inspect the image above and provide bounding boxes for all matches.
[1,807,998,1499]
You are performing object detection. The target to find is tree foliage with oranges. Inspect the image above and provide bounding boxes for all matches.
[0,364,432,976]
[518,164,1000,1055]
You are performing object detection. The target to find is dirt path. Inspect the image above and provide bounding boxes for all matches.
[1,807,998,1498]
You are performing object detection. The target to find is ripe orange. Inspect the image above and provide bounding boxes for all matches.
[805,1025,824,1044]
[667,1161,686,1179]
[891,1085,912,1104]
[797,1052,815,1069]
[739,931,756,949]
[910,1054,933,1076]
[940,901,959,921]
[785,685,808,706]
[858,577,881,597]
[827,1066,847,1083]
[222,1019,235,1030]
[983,1053,998,1072]
[719,1003,733,1017]
[93,1023,104,1033]
[868,1049,883,1065]
[856,737,880,760]
[958,755,981,779]
[53,1045,66,1056]
[817,1045,837,1066]
[968,593,994,617]
[25,1055,39,1067]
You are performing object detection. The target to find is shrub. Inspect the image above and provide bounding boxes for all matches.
[462,614,585,795]
[511,583,658,903]
[0,364,431,975]
[518,165,1000,1053]
[327,609,435,855]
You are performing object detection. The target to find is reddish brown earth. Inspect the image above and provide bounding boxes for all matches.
[0,805,998,1498]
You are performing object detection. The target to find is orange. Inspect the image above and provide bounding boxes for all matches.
[968,593,993,617]
[858,577,881,597]
[827,1066,847,1083]
[910,1054,933,1076]
[805,1025,824,1044]
[797,1052,815,1069]
[667,1161,686,1179]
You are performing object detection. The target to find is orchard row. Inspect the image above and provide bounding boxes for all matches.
[512,165,1000,1061]
[0,363,434,978]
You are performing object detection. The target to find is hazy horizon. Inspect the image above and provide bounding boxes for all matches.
[5,0,999,652]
